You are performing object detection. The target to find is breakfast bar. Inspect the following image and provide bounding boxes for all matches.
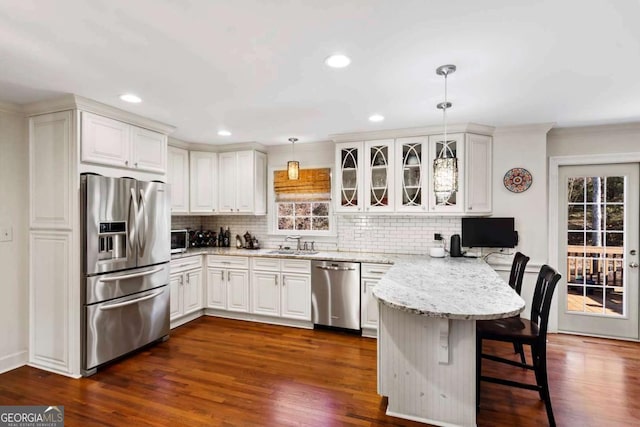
[373,257,525,427]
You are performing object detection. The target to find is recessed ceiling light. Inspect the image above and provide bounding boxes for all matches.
[120,93,142,103]
[369,114,385,122]
[325,54,351,68]
[218,130,232,136]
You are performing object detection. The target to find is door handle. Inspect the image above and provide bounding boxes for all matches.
[630,262,639,268]
[138,189,148,256]
[315,265,357,271]
[99,289,164,310]
[227,270,231,281]
[221,270,224,281]
[99,267,164,283]
[128,188,138,251]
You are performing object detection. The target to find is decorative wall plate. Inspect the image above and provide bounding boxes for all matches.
[503,168,532,193]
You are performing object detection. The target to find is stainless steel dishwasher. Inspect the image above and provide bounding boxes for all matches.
[311,260,361,331]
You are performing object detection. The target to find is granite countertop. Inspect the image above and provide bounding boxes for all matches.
[171,247,404,264]
[372,256,525,320]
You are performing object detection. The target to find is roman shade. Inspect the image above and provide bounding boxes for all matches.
[274,168,331,202]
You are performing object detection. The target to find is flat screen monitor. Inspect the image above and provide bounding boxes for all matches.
[462,217,517,248]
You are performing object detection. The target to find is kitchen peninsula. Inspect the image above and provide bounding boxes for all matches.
[373,257,525,427]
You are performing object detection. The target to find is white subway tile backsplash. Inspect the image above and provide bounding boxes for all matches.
[172,214,461,255]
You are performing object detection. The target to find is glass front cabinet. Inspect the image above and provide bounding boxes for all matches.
[334,132,492,215]
[395,136,428,212]
[335,142,363,213]
[364,139,394,212]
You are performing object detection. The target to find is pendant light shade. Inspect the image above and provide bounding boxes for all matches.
[287,137,299,180]
[433,64,458,204]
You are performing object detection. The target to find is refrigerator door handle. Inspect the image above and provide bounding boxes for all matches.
[98,289,164,310]
[98,266,164,283]
[128,188,138,251]
[138,189,148,256]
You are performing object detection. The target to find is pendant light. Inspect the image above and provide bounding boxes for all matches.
[287,137,300,180]
[433,64,458,205]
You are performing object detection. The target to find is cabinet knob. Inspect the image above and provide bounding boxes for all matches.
[125,160,129,165]
[421,205,426,210]
[135,162,138,167]
[236,208,240,212]
[212,208,216,212]
[469,206,473,210]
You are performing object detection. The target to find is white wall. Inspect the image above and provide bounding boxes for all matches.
[548,123,640,156]
[0,107,28,372]
[491,124,553,322]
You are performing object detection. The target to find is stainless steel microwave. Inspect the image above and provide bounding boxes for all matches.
[170,229,188,253]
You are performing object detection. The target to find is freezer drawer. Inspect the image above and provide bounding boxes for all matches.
[84,285,169,373]
[84,264,169,305]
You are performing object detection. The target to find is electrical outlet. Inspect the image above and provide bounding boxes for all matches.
[434,233,442,240]
[0,226,12,242]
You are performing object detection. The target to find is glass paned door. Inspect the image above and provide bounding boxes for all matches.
[395,136,427,212]
[558,164,639,339]
[364,139,394,212]
[335,142,363,213]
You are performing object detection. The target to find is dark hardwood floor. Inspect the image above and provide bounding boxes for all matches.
[1,316,639,426]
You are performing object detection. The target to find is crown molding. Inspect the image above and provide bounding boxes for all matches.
[22,94,176,135]
[493,122,555,135]
[549,121,640,137]
[168,138,267,153]
[329,122,495,142]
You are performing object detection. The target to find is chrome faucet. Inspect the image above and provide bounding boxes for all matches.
[285,235,302,251]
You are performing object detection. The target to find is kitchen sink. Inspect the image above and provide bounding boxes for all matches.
[267,250,319,255]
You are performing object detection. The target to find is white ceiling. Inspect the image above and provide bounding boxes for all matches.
[1,0,639,145]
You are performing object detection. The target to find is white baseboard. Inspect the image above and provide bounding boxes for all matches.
[170,310,204,329]
[0,350,28,374]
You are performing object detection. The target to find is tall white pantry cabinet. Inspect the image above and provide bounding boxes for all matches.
[26,95,174,377]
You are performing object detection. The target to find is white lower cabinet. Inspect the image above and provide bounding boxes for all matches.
[169,256,204,327]
[361,263,392,336]
[206,256,250,312]
[251,258,311,321]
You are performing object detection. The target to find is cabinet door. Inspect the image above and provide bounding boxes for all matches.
[227,269,249,313]
[169,273,183,320]
[190,151,218,213]
[281,273,311,321]
[218,151,237,213]
[361,278,379,329]
[364,139,394,212]
[335,142,364,213]
[167,146,190,214]
[235,151,255,213]
[183,269,203,315]
[428,133,465,213]
[130,126,167,173]
[206,267,226,309]
[465,134,492,213]
[251,271,280,316]
[395,136,428,212]
[81,112,131,168]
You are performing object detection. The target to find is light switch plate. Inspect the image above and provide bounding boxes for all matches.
[0,226,13,242]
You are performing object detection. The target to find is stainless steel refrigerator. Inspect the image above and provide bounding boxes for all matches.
[81,173,170,376]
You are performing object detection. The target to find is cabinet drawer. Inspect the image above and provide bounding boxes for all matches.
[251,257,281,272]
[207,255,249,269]
[170,255,202,273]
[281,259,311,274]
[361,263,392,278]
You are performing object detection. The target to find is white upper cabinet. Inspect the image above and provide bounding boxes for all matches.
[218,150,267,215]
[81,111,167,174]
[395,136,428,213]
[335,142,364,213]
[190,151,218,213]
[465,133,492,213]
[167,146,190,214]
[81,112,130,168]
[335,130,492,215]
[130,126,167,173]
[363,139,395,213]
[428,133,465,213]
